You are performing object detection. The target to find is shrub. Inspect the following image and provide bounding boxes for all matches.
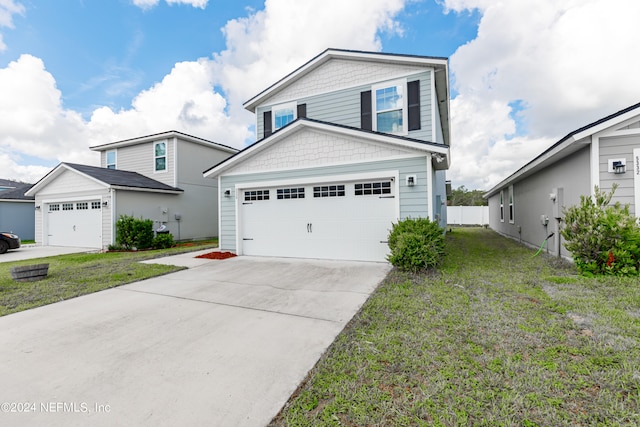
[561,184,640,276]
[387,218,445,272]
[115,215,154,250]
[152,233,174,249]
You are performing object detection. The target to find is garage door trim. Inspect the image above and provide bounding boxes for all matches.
[235,170,400,259]
[42,195,105,249]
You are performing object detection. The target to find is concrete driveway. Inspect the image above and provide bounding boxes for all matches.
[0,245,97,263]
[0,254,391,426]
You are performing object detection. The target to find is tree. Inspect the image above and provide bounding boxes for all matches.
[448,185,487,206]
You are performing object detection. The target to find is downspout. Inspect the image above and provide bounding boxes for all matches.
[110,188,116,246]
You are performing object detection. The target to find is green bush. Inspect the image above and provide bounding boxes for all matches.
[152,233,174,249]
[115,215,154,250]
[387,218,445,272]
[561,184,640,276]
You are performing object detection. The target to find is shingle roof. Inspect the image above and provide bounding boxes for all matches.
[484,101,640,197]
[203,117,450,177]
[0,183,34,201]
[64,163,183,193]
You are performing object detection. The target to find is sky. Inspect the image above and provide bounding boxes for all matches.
[1,0,639,190]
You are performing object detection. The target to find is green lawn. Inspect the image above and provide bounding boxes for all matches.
[0,241,217,317]
[270,228,640,426]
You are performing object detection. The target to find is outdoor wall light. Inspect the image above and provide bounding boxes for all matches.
[102,200,109,207]
[224,188,232,197]
[35,205,41,210]
[608,158,626,174]
[612,160,626,174]
[406,175,416,187]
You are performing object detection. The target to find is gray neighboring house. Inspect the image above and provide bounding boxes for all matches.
[0,179,35,240]
[26,131,237,249]
[485,102,640,258]
[204,48,451,262]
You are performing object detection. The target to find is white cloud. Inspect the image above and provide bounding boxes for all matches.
[0,0,24,52]
[0,55,95,182]
[1,0,408,183]
[132,0,207,9]
[86,59,253,148]
[445,0,640,189]
[166,0,208,8]
[209,0,406,122]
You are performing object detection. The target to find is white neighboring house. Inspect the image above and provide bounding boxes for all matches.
[485,102,640,258]
[26,131,237,249]
[204,49,451,262]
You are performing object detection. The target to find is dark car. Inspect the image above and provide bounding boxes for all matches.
[0,232,21,254]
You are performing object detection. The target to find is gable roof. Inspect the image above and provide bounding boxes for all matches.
[90,130,237,154]
[26,163,183,196]
[484,101,640,198]
[203,118,450,178]
[243,48,450,147]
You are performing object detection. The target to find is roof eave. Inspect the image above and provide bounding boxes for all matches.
[90,130,237,154]
[243,48,449,113]
[483,135,579,198]
[110,185,183,194]
[204,119,450,178]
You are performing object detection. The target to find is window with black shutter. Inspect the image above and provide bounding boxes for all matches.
[263,111,272,138]
[407,80,421,131]
[360,90,372,131]
[297,103,307,119]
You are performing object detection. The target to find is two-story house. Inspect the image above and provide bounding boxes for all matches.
[204,49,451,262]
[26,131,236,249]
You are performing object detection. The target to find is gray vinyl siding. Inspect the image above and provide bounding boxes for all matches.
[488,146,591,258]
[0,201,34,240]
[434,169,447,227]
[218,156,430,252]
[598,134,640,214]
[176,140,232,185]
[105,138,177,187]
[256,71,433,142]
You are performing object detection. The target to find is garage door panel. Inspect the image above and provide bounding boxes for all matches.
[240,179,396,262]
[46,201,102,248]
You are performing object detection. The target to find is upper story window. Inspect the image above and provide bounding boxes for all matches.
[154,141,167,172]
[106,150,116,169]
[263,103,306,138]
[362,79,420,135]
[373,81,406,134]
[272,102,297,131]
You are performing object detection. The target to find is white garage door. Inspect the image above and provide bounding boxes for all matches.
[46,201,102,248]
[240,179,397,262]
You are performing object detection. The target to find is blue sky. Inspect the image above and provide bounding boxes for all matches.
[2,1,478,115]
[1,0,639,189]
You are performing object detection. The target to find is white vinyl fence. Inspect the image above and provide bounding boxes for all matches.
[447,206,489,226]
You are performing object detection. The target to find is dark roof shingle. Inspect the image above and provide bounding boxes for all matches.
[64,163,183,192]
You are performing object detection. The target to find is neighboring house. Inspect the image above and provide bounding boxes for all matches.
[0,179,35,240]
[26,131,237,249]
[204,48,451,262]
[485,102,640,258]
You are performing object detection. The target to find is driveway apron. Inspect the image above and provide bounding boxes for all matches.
[0,255,391,426]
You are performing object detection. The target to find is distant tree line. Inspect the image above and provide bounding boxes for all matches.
[448,185,487,206]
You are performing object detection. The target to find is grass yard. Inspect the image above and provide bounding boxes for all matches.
[271,228,640,426]
[0,240,217,317]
